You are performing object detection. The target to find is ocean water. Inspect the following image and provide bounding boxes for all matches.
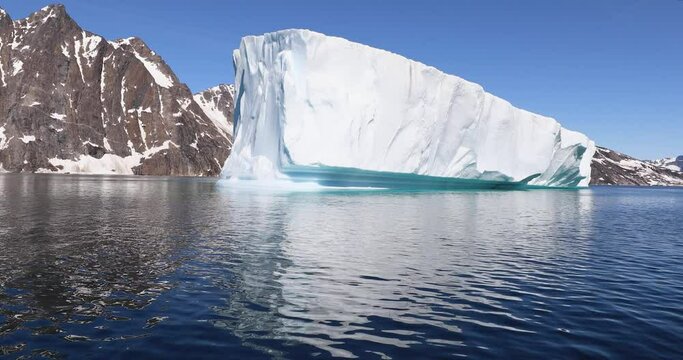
[0,174,681,359]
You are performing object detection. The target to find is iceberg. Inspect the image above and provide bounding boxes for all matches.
[223,29,595,189]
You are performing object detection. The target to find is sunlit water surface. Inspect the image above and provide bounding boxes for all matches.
[0,174,682,359]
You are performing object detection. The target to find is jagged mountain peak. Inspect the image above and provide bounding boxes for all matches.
[0,4,232,175]
[35,4,67,17]
[0,4,67,22]
[0,9,11,28]
[109,36,149,50]
[197,84,235,100]
[15,3,73,27]
[209,83,234,92]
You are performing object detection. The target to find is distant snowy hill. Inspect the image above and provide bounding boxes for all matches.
[0,5,231,175]
[651,156,683,172]
[591,147,683,186]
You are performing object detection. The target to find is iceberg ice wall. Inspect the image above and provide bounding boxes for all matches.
[223,29,595,188]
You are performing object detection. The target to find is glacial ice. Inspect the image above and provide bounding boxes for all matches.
[223,29,596,189]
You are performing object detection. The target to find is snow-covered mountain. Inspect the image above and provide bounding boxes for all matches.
[0,5,231,175]
[591,147,683,186]
[193,84,234,140]
[650,156,683,172]
[224,29,595,188]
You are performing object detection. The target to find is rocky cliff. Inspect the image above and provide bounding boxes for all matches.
[0,5,231,175]
[591,147,683,186]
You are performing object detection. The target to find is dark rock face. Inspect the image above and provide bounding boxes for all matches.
[590,147,683,186]
[676,156,683,171]
[0,5,231,175]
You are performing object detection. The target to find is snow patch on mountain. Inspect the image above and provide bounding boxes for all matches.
[46,153,143,175]
[135,54,174,88]
[193,84,235,139]
[45,140,178,175]
[11,60,23,76]
[132,51,174,88]
[0,126,7,150]
[73,31,102,82]
[50,113,66,121]
[651,156,683,172]
[109,37,174,89]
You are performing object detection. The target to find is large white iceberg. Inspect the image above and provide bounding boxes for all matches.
[223,29,595,189]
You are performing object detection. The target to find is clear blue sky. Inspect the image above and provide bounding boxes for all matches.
[2,0,682,159]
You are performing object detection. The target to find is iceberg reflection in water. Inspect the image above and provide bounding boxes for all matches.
[209,187,598,358]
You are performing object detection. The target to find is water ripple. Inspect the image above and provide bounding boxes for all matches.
[0,175,682,359]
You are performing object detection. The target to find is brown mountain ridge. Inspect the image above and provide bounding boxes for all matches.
[0,4,231,175]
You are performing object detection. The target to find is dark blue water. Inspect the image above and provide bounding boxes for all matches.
[0,174,682,359]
